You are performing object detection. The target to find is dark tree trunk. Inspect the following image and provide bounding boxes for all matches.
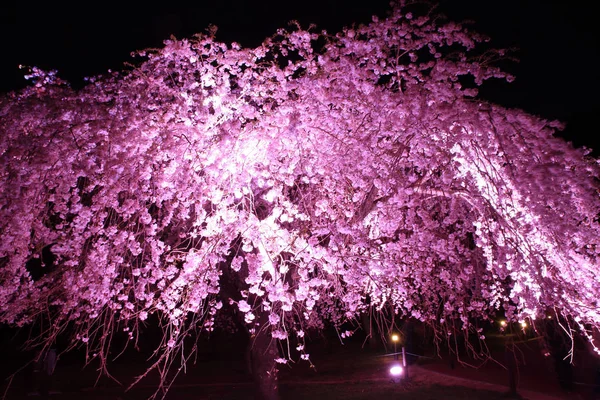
[249,329,280,400]
[218,240,281,400]
[505,340,518,397]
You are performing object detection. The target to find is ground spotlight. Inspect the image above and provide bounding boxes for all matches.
[390,364,403,376]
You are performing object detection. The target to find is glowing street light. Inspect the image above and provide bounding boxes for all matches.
[391,333,399,360]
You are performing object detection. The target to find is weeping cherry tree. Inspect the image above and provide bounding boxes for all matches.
[1,2,599,399]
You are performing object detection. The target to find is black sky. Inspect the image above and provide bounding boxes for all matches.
[1,0,598,154]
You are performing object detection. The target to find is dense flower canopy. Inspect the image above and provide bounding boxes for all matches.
[1,0,599,384]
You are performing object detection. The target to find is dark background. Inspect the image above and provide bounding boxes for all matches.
[1,0,598,154]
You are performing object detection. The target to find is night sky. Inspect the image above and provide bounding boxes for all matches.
[1,0,598,154]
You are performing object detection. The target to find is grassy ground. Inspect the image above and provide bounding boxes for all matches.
[140,382,521,400]
[281,383,517,400]
[13,379,519,400]
[1,350,529,400]
[0,329,584,400]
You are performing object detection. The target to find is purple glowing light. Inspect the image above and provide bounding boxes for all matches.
[390,365,403,376]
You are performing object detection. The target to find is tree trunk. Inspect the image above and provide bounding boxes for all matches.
[249,329,280,400]
[505,339,518,397]
[217,243,280,399]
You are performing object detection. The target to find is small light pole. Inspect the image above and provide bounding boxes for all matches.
[499,320,507,332]
[402,346,408,380]
[391,334,399,360]
[499,319,518,397]
[520,320,527,333]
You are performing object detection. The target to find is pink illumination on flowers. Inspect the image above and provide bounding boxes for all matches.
[268,313,280,325]
[0,3,599,398]
[238,300,251,313]
[272,330,288,340]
